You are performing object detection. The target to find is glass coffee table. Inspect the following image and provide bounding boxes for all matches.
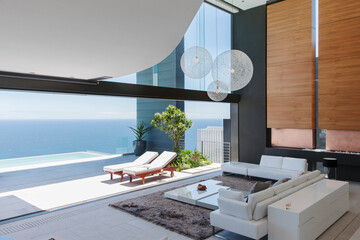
[164,179,248,210]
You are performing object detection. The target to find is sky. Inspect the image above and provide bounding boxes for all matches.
[0,3,231,120]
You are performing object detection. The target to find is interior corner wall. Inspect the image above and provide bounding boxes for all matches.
[232,6,267,163]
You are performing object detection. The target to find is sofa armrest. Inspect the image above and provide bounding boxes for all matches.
[218,197,252,220]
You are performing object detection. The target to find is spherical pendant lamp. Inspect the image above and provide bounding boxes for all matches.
[180,46,213,79]
[207,80,228,102]
[212,50,253,91]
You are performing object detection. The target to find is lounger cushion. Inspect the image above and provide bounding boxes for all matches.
[123,165,160,175]
[150,151,177,169]
[123,151,177,175]
[103,162,138,172]
[103,151,158,172]
[133,151,159,165]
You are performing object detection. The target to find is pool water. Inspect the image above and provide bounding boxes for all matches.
[0,152,104,169]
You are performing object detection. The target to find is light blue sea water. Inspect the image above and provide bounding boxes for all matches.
[0,119,223,161]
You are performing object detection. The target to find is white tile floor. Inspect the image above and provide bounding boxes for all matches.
[0,171,221,240]
[1,165,359,240]
[0,154,220,221]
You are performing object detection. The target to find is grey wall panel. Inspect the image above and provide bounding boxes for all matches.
[233,6,267,164]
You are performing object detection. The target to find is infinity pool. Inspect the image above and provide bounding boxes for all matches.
[0,152,105,169]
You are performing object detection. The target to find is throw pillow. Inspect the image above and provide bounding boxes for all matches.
[249,181,272,194]
[272,178,291,187]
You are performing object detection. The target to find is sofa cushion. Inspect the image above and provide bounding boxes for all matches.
[290,174,308,186]
[248,188,275,213]
[247,167,300,180]
[221,162,248,176]
[272,180,293,194]
[295,179,313,190]
[210,210,268,240]
[277,186,299,199]
[219,188,245,202]
[309,174,325,184]
[260,155,283,169]
[218,197,252,220]
[249,181,272,194]
[306,170,321,180]
[272,178,291,187]
[281,157,307,172]
[253,195,281,220]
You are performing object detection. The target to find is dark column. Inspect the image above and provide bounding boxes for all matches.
[232,6,267,163]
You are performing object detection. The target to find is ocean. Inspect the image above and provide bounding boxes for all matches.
[0,119,223,160]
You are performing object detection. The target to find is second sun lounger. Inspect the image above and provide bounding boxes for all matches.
[122,151,178,184]
[103,151,158,180]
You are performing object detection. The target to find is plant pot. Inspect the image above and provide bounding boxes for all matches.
[133,140,146,156]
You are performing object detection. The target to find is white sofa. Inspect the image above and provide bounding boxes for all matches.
[221,155,308,180]
[210,170,325,240]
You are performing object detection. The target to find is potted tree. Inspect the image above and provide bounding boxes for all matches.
[151,105,193,153]
[129,122,154,156]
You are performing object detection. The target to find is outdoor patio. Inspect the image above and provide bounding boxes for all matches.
[0,154,220,222]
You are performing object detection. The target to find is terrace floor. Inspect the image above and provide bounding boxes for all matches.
[0,171,359,240]
[0,154,220,221]
[0,156,359,240]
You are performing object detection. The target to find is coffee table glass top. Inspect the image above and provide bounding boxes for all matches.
[164,179,229,205]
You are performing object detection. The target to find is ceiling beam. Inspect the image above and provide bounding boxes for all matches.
[0,75,241,103]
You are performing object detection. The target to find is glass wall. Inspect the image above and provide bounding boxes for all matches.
[107,2,232,92]
[0,3,232,166]
[0,91,230,167]
[0,90,136,160]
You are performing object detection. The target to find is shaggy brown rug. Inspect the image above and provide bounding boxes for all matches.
[109,176,258,240]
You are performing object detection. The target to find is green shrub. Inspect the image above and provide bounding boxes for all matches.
[172,149,212,171]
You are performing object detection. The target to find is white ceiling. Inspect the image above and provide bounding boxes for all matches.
[205,0,239,13]
[223,0,266,10]
[0,0,202,79]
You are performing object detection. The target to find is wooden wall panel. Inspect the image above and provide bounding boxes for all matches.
[319,0,360,131]
[268,28,314,66]
[319,94,360,130]
[319,0,360,25]
[319,17,360,60]
[268,96,315,129]
[267,0,311,35]
[268,62,315,97]
[319,55,360,95]
[267,0,315,129]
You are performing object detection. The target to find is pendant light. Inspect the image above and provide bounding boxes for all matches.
[212,49,253,91]
[180,7,212,79]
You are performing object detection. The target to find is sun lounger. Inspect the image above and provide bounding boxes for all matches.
[103,151,158,180]
[123,151,178,184]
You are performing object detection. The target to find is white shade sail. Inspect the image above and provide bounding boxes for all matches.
[0,0,202,79]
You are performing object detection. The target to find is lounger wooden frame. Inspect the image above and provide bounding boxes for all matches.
[103,169,125,181]
[103,152,158,180]
[127,157,178,184]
